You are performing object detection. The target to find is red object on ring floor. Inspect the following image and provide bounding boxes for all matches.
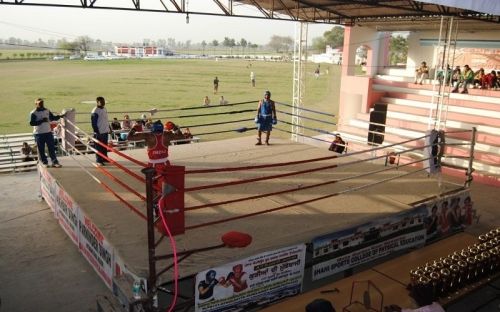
[221,231,252,248]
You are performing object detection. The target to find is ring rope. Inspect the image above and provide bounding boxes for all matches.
[279,119,337,136]
[61,138,147,220]
[74,108,256,125]
[161,108,255,119]
[185,140,436,193]
[276,101,336,118]
[273,127,335,144]
[186,133,432,174]
[73,100,258,116]
[185,157,430,211]
[185,146,409,192]
[64,129,148,200]
[193,128,253,136]
[65,121,147,183]
[276,110,337,126]
[66,119,149,168]
[186,167,430,230]
[182,118,254,128]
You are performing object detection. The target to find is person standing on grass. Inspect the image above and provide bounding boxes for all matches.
[91,96,110,167]
[213,76,219,94]
[29,98,64,168]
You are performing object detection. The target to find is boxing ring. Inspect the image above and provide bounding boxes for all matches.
[39,101,477,311]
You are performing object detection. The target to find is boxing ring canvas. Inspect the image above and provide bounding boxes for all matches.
[39,136,463,290]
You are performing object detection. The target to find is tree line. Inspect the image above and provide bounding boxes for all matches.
[1,27,407,62]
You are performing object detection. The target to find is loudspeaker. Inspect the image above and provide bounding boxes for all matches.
[373,103,388,112]
[368,110,386,145]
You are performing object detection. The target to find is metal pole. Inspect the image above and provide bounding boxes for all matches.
[465,127,477,188]
[142,167,157,310]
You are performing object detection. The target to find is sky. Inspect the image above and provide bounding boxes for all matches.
[0,1,335,45]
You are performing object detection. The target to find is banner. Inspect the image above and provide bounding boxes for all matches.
[311,189,475,280]
[39,165,58,215]
[56,186,79,245]
[78,211,114,289]
[312,205,428,260]
[423,189,474,241]
[313,230,426,280]
[195,244,306,312]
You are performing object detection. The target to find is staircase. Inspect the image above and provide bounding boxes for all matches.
[337,74,500,186]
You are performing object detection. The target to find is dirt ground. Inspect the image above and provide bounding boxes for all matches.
[0,170,498,312]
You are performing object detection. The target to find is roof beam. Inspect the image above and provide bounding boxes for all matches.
[246,0,271,18]
[212,0,231,15]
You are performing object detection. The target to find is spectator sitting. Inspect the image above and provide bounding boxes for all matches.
[110,117,121,140]
[177,127,193,145]
[436,64,451,86]
[121,114,132,130]
[485,70,498,89]
[473,68,485,88]
[328,135,346,154]
[452,64,474,94]
[111,118,121,131]
[21,142,34,162]
[450,66,461,88]
[203,95,210,106]
[414,61,429,85]
[144,117,153,130]
[165,121,193,144]
[132,120,143,132]
[139,114,148,126]
[219,96,228,105]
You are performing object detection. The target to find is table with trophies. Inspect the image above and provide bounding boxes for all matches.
[263,229,500,312]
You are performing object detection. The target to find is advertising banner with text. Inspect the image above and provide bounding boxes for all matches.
[39,166,58,216]
[56,186,80,245]
[78,211,114,289]
[195,244,306,312]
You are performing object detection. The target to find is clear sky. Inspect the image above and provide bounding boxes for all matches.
[0,1,335,45]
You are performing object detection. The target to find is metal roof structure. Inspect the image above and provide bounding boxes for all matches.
[234,0,500,30]
[1,0,499,30]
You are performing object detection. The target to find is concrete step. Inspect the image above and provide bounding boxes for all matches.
[380,97,500,120]
[349,118,500,162]
[373,83,500,105]
[356,112,500,147]
[383,102,500,127]
[384,111,500,137]
[347,119,500,174]
[384,91,500,111]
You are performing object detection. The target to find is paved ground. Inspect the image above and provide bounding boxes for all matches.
[0,170,498,312]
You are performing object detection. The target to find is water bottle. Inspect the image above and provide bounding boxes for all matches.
[132,280,141,299]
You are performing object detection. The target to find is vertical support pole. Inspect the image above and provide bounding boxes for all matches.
[141,167,157,310]
[61,108,76,154]
[292,21,307,142]
[465,127,477,188]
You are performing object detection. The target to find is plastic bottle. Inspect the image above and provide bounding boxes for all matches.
[132,280,141,299]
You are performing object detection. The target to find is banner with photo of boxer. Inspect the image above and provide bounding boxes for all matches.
[194,244,306,312]
[311,189,474,280]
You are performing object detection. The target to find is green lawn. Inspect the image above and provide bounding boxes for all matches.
[0,58,340,140]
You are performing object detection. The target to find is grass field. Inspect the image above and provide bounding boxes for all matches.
[0,58,340,139]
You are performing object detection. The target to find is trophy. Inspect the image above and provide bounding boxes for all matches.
[449,264,460,291]
[439,267,451,296]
